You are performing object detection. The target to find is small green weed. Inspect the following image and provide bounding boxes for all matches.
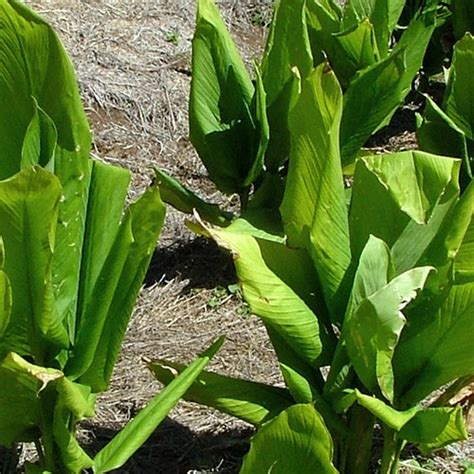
[164,30,180,45]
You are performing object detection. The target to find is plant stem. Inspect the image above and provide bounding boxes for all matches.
[380,424,405,474]
[37,389,57,472]
[342,404,374,474]
[239,187,250,213]
[462,136,473,180]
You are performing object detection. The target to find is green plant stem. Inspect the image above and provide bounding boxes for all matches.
[342,404,374,474]
[380,424,405,474]
[462,136,473,180]
[239,187,250,213]
[38,391,57,471]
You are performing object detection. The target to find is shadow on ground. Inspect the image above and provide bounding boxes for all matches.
[0,418,252,473]
[81,417,252,473]
[146,237,237,292]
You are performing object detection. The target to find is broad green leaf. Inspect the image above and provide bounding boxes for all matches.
[0,352,62,447]
[189,0,257,194]
[331,20,380,87]
[149,358,292,426]
[209,227,325,367]
[363,152,458,225]
[281,64,351,323]
[0,0,89,179]
[74,161,130,335]
[351,390,418,431]
[0,0,92,333]
[64,162,134,381]
[349,152,460,272]
[341,10,436,163]
[394,281,474,405]
[305,0,341,68]
[79,186,166,392]
[240,404,338,474]
[344,236,433,401]
[154,168,233,227]
[422,178,474,277]
[262,0,313,101]
[224,213,285,244]
[92,338,223,473]
[0,167,68,360]
[265,325,322,404]
[389,6,437,92]
[399,406,468,453]
[261,0,313,171]
[342,0,406,56]
[341,48,406,164]
[444,34,474,141]
[416,96,468,160]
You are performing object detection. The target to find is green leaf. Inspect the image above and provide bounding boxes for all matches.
[245,64,270,187]
[261,0,313,171]
[281,64,351,323]
[351,390,419,431]
[349,151,460,272]
[443,34,474,141]
[149,358,292,426]
[341,9,436,163]
[79,186,166,392]
[209,227,325,367]
[331,20,380,87]
[92,338,223,473]
[399,406,468,453]
[417,96,468,160]
[21,99,57,173]
[73,161,130,335]
[265,325,322,404]
[240,404,338,474]
[0,352,63,447]
[342,0,406,56]
[344,236,433,401]
[0,0,89,179]
[340,49,405,163]
[305,0,341,69]
[52,378,94,471]
[154,167,233,227]
[189,0,257,194]
[0,167,68,360]
[394,281,474,405]
[0,0,92,334]
[64,163,133,381]
[224,213,285,244]
[265,327,348,437]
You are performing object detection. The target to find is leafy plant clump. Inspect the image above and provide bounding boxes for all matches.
[0,1,222,472]
[155,0,441,230]
[153,63,474,473]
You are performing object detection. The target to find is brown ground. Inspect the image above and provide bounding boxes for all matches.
[1,1,472,473]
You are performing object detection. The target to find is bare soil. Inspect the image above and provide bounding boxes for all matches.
[1,1,472,473]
